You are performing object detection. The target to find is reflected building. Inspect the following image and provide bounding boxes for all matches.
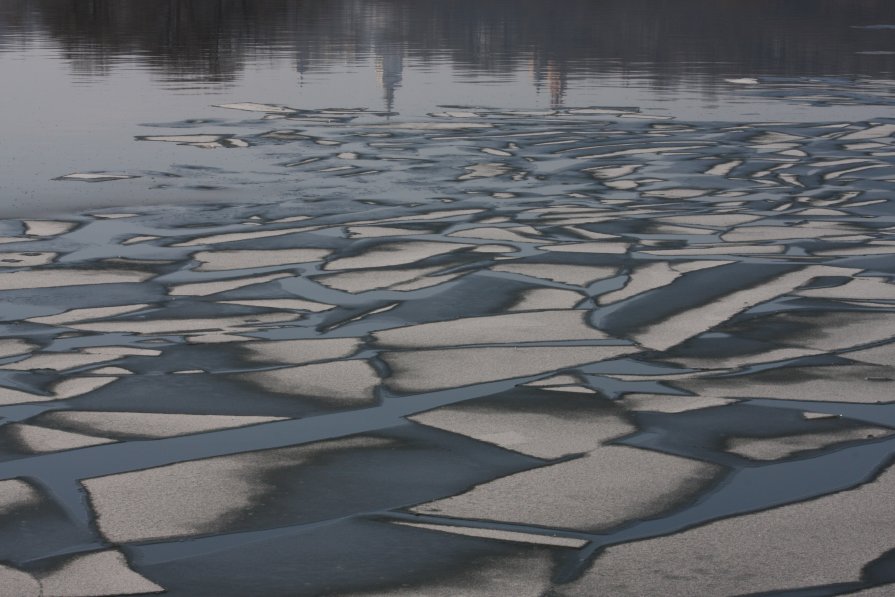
[375,48,403,112]
[4,0,894,102]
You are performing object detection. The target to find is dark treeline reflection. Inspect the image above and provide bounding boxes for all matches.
[2,0,894,88]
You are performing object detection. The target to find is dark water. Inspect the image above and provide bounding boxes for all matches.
[1,0,894,214]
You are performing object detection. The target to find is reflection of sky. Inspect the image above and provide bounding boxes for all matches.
[1,0,894,215]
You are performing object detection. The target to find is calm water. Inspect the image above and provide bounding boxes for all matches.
[0,0,894,214]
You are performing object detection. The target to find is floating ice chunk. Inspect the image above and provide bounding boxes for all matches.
[448,226,540,243]
[349,209,484,225]
[173,226,315,247]
[0,565,40,595]
[3,351,124,372]
[324,241,473,271]
[525,374,582,387]
[538,242,628,254]
[431,111,481,118]
[470,244,517,253]
[28,304,151,326]
[91,367,133,375]
[641,245,784,256]
[374,311,609,348]
[315,265,455,293]
[218,298,334,312]
[750,131,805,144]
[82,437,391,542]
[56,172,138,182]
[584,164,641,179]
[335,552,553,597]
[576,145,706,159]
[193,248,330,271]
[795,277,895,301]
[42,411,286,440]
[7,424,115,453]
[644,188,710,199]
[664,347,821,370]
[728,427,891,461]
[846,342,895,366]
[241,338,360,365]
[244,359,379,404]
[770,311,895,353]
[704,160,743,176]
[721,224,863,242]
[567,459,895,595]
[0,339,36,358]
[840,124,895,140]
[681,364,895,403]
[216,102,296,114]
[0,377,117,407]
[169,272,292,297]
[0,269,150,291]
[346,226,426,238]
[410,394,633,459]
[0,479,41,514]
[24,220,76,237]
[393,522,587,549]
[491,263,616,286]
[622,394,735,413]
[91,213,137,220]
[658,214,762,227]
[411,446,717,531]
[37,549,164,596]
[598,263,681,306]
[140,134,227,144]
[630,265,859,350]
[67,312,301,334]
[122,235,160,245]
[509,288,584,311]
[383,345,638,393]
[458,163,512,180]
[380,122,493,130]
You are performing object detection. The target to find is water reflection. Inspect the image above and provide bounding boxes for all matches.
[1,0,894,215]
[4,0,895,99]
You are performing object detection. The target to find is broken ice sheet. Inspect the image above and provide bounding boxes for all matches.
[36,411,287,440]
[168,272,292,297]
[678,364,895,404]
[373,310,610,348]
[491,263,616,286]
[726,426,892,461]
[383,345,638,393]
[193,248,331,271]
[409,388,634,459]
[628,265,859,351]
[0,478,41,514]
[240,338,360,365]
[6,424,116,454]
[242,359,379,405]
[65,312,301,334]
[411,445,718,531]
[0,377,117,406]
[0,269,150,291]
[215,102,297,114]
[392,521,586,549]
[324,241,473,271]
[314,264,459,293]
[82,437,392,542]
[567,458,895,595]
[35,549,164,596]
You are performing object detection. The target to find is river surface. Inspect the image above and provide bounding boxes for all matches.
[0,2,895,596]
